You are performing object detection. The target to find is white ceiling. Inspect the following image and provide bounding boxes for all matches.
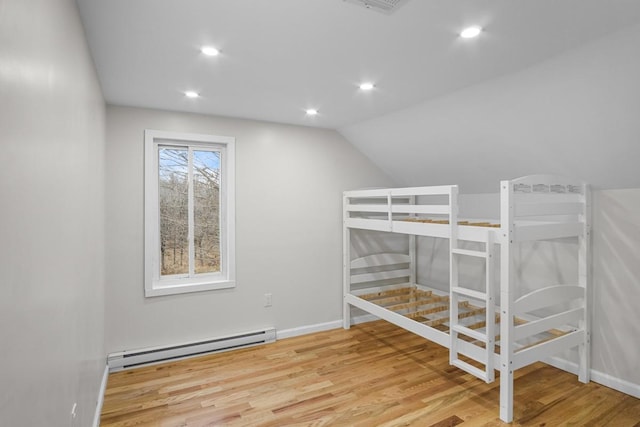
[77,0,640,130]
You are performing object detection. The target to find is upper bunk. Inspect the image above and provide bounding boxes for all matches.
[343,175,589,243]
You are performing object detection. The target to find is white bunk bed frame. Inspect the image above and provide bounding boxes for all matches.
[342,175,591,423]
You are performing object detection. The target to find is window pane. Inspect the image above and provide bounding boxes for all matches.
[159,147,189,275]
[193,150,221,274]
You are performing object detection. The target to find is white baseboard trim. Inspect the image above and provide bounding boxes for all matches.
[352,313,378,325]
[545,356,640,399]
[276,314,382,340]
[591,370,640,399]
[277,320,342,340]
[544,356,579,376]
[93,363,109,427]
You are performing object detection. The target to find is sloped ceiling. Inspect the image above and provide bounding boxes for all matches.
[76,0,640,191]
[340,23,640,192]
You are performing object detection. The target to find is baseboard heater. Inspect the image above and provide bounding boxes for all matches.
[107,328,276,371]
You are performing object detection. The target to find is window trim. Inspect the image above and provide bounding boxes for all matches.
[144,129,235,297]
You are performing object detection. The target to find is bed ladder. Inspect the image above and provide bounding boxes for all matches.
[449,230,496,383]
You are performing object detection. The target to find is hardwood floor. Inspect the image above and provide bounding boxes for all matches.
[101,321,640,426]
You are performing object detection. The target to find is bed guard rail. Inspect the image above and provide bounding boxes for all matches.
[344,185,459,233]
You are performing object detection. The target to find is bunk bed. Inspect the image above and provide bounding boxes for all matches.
[342,175,591,423]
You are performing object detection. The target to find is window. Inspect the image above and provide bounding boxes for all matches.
[144,130,235,297]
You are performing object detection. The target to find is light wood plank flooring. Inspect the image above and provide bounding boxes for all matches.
[101,321,640,426]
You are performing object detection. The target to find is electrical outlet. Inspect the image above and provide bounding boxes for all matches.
[264,293,272,307]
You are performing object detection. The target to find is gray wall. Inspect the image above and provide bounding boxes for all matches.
[591,189,640,386]
[105,105,394,353]
[0,0,106,426]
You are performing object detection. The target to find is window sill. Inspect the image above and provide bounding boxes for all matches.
[145,279,236,297]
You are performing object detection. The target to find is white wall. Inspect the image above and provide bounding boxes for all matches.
[0,0,106,425]
[105,105,394,353]
[591,189,640,385]
[339,23,640,390]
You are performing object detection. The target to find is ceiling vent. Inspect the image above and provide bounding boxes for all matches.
[343,0,410,14]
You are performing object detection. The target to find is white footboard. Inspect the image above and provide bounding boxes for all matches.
[511,284,586,370]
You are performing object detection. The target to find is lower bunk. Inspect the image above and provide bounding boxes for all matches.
[343,253,589,423]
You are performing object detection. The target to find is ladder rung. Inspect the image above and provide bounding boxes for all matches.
[451,359,489,382]
[451,286,487,302]
[451,325,488,343]
[452,248,487,258]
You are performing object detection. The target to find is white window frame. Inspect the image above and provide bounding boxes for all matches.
[144,129,235,297]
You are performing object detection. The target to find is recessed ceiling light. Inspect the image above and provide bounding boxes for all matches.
[359,82,375,91]
[305,109,318,116]
[201,46,220,56]
[460,26,482,39]
[185,91,200,98]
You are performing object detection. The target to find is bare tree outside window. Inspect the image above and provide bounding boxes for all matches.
[193,150,221,273]
[158,147,221,276]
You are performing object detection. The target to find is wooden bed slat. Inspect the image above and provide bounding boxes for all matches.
[465,313,500,332]
[366,294,414,306]
[405,305,449,319]
[401,218,500,227]
[421,306,486,328]
[513,330,582,370]
[356,287,415,301]
[514,307,583,341]
[384,298,443,312]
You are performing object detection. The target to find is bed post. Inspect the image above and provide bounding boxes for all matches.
[343,192,351,329]
[409,195,417,305]
[578,183,591,382]
[499,180,515,423]
[409,196,417,286]
[449,186,459,367]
